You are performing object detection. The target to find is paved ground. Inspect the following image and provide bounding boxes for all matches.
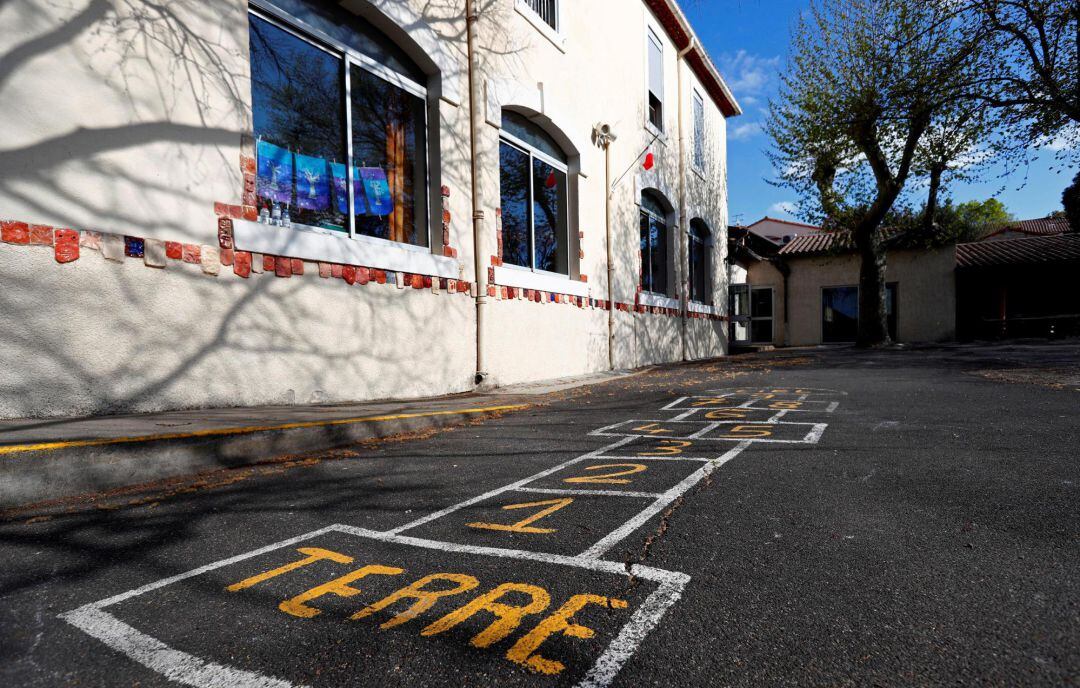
[1,343,1078,687]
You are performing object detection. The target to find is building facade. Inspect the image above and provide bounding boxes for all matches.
[729,223,957,347]
[0,0,739,419]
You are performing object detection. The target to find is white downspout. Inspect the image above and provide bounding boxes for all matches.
[466,0,487,384]
[676,39,695,362]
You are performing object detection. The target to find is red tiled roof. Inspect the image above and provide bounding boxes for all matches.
[777,232,844,255]
[983,216,1071,239]
[957,233,1080,269]
[748,216,821,231]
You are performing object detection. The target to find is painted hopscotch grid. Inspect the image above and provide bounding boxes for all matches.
[61,386,839,687]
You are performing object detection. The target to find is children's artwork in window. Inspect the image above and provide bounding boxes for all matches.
[256,140,293,205]
[330,163,367,215]
[359,168,394,216]
[295,154,330,211]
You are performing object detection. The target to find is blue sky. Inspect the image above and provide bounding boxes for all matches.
[683,0,1075,225]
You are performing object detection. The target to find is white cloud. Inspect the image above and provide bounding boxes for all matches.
[719,50,782,99]
[730,122,763,141]
[767,201,799,217]
[1042,125,1079,152]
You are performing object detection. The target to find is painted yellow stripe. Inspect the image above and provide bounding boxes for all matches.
[0,404,530,457]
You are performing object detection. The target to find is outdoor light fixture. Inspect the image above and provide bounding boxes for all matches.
[593,123,617,147]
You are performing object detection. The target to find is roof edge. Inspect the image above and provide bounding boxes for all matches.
[645,0,743,118]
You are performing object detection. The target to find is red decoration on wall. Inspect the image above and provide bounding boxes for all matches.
[165,241,183,259]
[342,265,357,284]
[643,152,655,171]
[233,251,252,278]
[54,229,79,263]
[1,221,29,244]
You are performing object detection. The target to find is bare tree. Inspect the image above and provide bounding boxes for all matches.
[768,0,995,346]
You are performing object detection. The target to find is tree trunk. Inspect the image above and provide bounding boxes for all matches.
[853,224,890,347]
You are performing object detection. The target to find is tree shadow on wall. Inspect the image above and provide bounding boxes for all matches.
[0,0,526,421]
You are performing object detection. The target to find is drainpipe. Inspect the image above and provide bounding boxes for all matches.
[605,141,615,369]
[676,39,695,362]
[594,124,617,370]
[466,0,487,384]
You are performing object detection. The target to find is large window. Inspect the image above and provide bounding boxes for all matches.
[498,111,569,275]
[689,220,710,303]
[522,0,558,31]
[248,5,429,246]
[692,91,705,170]
[822,284,898,342]
[639,191,669,295]
[646,28,664,132]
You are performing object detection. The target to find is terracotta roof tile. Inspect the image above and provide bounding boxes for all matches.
[957,233,1080,269]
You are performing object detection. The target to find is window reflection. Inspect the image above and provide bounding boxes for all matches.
[497,112,570,275]
[247,10,429,246]
[639,192,668,295]
[351,65,428,246]
[249,15,346,231]
[532,158,568,273]
[499,142,531,268]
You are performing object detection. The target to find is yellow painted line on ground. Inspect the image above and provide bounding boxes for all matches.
[0,404,531,457]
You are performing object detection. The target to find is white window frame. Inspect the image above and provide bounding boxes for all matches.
[691,89,706,172]
[639,199,671,298]
[688,221,711,304]
[515,0,565,51]
[498,127,572,279]
[645,26,665,135]
[244,2,442,267]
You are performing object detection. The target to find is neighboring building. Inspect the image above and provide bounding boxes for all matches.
[0,0,740,419]
[979,216,1071,242]
[728,220,956,347]
[744,217,820,248]
[956,232,1080,339]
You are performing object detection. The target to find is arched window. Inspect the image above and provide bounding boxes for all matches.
[248,2,430,247]
[639,191,669,295]
[689,219,711,303]
[498,110,570,275]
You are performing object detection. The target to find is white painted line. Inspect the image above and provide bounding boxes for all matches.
[666,409,700,421]
[388,437,640,535]
[331,524,690,585]
[516,486,665,499]
[576,579,686,688]
[593,420,830,444]
[579,442,753,559]
[765,410,790,424]
[90,526,341,609]
[63,523,691,688]
[588,454,712,463]
[61,606,301,688]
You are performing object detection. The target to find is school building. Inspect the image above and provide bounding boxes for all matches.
[0,0,740,419]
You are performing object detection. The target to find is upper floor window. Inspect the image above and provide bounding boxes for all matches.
[646,28,664,132]
[692,91,705,170]
[248,4,429,246]
[639,191,669,295]
[689,220,710,303]
[522,0,558,32]
[499,110,570,275]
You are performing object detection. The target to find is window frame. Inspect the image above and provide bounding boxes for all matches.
[688,221,710,304]
[518,0,559,33]
[639,195,670,297]
[248,1,433,251]
[645,26,665,135]
[498,125,572,278]
[820,283,898,343]
[691,89,706,172]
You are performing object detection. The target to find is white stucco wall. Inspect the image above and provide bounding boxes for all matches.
[0,0,735,418]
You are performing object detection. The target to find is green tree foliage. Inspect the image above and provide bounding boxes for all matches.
[1064,170,1080,230]
[767,0,995,346]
